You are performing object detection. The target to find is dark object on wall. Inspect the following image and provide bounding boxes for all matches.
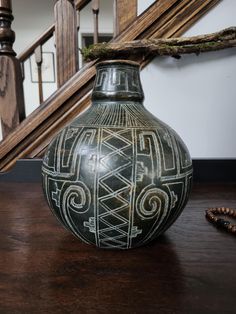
[30,52,56,83]
[42,60,193,249]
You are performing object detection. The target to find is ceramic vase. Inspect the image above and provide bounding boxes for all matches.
[42,60,193,249]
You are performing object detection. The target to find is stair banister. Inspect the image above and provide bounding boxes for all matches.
[0,0,25,139]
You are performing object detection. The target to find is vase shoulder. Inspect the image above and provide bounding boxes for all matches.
[72,101,164,129]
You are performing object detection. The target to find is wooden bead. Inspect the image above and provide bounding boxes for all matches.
[225,208,230,214]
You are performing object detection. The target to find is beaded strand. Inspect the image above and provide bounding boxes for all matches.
[205,207,236,234]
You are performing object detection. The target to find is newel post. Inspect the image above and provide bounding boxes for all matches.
[113,0,137,37]
[54,0,78,88]
[0,0,25,139]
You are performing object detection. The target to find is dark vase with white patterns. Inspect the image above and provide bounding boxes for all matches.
[42,60,193,249]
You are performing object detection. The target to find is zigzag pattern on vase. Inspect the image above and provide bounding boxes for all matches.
[96,128,138,249]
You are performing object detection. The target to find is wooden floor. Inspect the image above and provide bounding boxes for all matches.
[0,182,235,314]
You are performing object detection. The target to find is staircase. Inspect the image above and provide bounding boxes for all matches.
[0,0,220,172]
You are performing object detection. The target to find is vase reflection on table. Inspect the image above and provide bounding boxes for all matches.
[42,60,193,249]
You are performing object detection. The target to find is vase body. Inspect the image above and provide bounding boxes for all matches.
[42,60,193,249]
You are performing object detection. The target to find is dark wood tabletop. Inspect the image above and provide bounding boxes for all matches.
[0,182,235,314]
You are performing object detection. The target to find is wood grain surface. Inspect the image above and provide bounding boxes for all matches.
[113,0,137,36]
[0,183,235,314]
[0,56,25,138]
[0,0,25,138]
[54,0,79,87]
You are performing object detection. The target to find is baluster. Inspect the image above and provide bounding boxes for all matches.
[92,0,99,44]
[54,0,78,87]
[113,0,137,37]
[34,45,44,104]
[77,8,80,29]
[0,0,25,139]
[77,9,80,70]
[21,62,25,81]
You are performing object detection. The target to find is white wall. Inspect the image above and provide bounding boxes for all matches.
[137,0,155,15]
[139,0,236,159]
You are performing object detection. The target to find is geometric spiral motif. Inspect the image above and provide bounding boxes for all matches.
[42,102,193,249]
[61,182,91,214]
[136,186,169,220]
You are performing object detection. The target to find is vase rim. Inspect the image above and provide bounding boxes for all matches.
[96,59,140,67]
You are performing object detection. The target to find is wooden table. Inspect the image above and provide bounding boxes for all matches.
[0,182,235,314]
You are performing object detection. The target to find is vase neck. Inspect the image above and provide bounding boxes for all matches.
[92,61,144,102]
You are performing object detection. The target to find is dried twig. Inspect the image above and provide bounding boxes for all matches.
[81,27,236,61]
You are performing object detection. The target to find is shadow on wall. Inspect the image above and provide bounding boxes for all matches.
[153,47,236,69]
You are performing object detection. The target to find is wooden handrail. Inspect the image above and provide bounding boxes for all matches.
[18,0,91,62]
